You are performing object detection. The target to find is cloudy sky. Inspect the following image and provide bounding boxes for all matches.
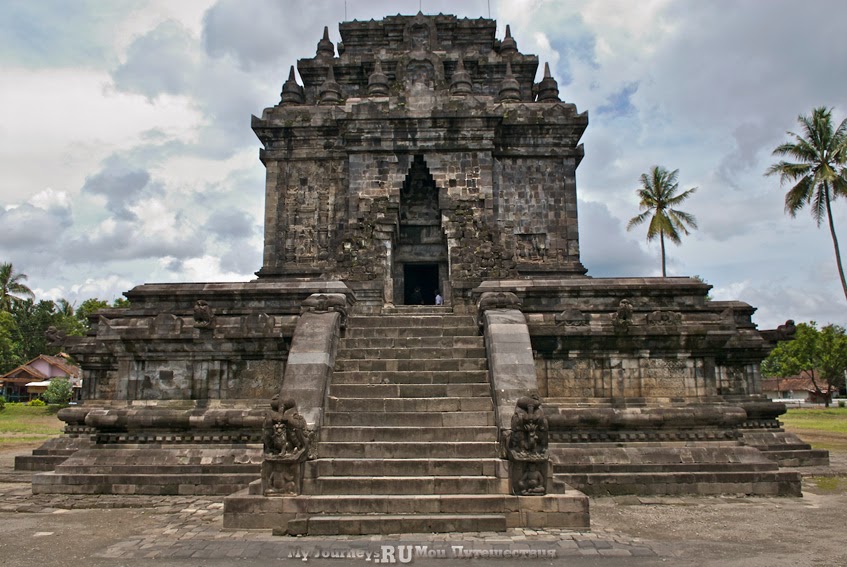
[2,0,847,329]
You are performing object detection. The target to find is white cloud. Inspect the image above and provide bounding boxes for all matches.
[69,274,136,303]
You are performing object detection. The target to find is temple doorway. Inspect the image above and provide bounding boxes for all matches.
[404,263,439,305]
[393,155,449,305]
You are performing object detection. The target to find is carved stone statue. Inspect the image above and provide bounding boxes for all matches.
[477,291,522,313]
[193,300,214,329]
[761,319,797,343]
[612,298,633,332]
[506,395,550,496]
[516,462,546,495]
[261,396,310,496]
[301,293,349,327]
[509,395,549,457]
[262,396,308,457]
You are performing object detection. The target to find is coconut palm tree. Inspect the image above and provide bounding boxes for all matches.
[0,262,35,312]
[626,166,698,277]
[765,107,847,302]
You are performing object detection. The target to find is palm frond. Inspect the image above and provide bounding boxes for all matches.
[784,176,814,217]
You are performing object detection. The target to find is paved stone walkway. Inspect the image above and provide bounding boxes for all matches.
[1,473,656,562]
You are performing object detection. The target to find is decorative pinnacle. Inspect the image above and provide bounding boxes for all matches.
[500,24,518,56]
[316,25,335,57]
[497,61,521,102]
[535,62,560,102]
[450,56,473,96]
[368,59,390,97]
[319,64,343,104]
[280,65,304,105]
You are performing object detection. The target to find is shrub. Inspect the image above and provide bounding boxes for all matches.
[839,400,845,408]
[0,395,5,411]
[28,398,46,407]
[43,377,73,406]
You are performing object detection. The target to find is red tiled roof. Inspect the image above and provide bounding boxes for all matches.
[762,371,825,392]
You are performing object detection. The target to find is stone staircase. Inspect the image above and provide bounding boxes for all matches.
[285,308,510,535]
[223,307,589,534]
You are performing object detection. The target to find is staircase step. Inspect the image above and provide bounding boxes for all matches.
[344,326,478,338]
[286,513,507,536]
[330,383,491,398]
[305,458,505,478]
[325,411,494,427]
[321,426,497,443]
[331,370,489,385]
[339,336,485,350]
[328,397,493,412]
[382,306,455,314]
[335,359,486,372]
[304,475,506,495]
[347,315,476,328]
[13,455,70,471]
[319,441,499,459]
[336,347,487,360]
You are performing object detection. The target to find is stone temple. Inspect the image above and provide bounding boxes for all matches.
[21,14,827,535]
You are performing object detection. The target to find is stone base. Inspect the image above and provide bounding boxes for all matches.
[740,430,830,467]
[14,434,94,471]
[551,443,802,497]
[223,482,589,533]
[32,444,262,495]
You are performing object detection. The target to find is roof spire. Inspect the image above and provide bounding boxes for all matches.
[497,61,521,102]
[280,65,305,105]
[450,56,473,96]
[319,65,343,104]
[535,62,560,102]
[500,24,518,56]
[316,25,335,58]
[367,59,390,97]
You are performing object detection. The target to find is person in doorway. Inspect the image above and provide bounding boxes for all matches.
[434,291,443,306]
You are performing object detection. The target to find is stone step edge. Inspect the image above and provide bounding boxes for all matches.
[282,514,507,536]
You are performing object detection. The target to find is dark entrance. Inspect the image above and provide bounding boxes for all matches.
[404,264,439,305]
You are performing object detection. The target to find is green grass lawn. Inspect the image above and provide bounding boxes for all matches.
[0,403,65,443]
[781,407,847,433]
[781,407,847,452]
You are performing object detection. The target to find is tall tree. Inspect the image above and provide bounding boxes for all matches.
[762,322,847,407]
[0,262,35,312]
[0,311,22,373]
[626,166,698,277]
[766,107,847,302]
[10,300,63,360]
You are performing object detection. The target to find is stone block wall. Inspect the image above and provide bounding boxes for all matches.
[537,355,718,399]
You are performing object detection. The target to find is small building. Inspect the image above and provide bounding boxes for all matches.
[762,372,823,402]
[0,354,81,402]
